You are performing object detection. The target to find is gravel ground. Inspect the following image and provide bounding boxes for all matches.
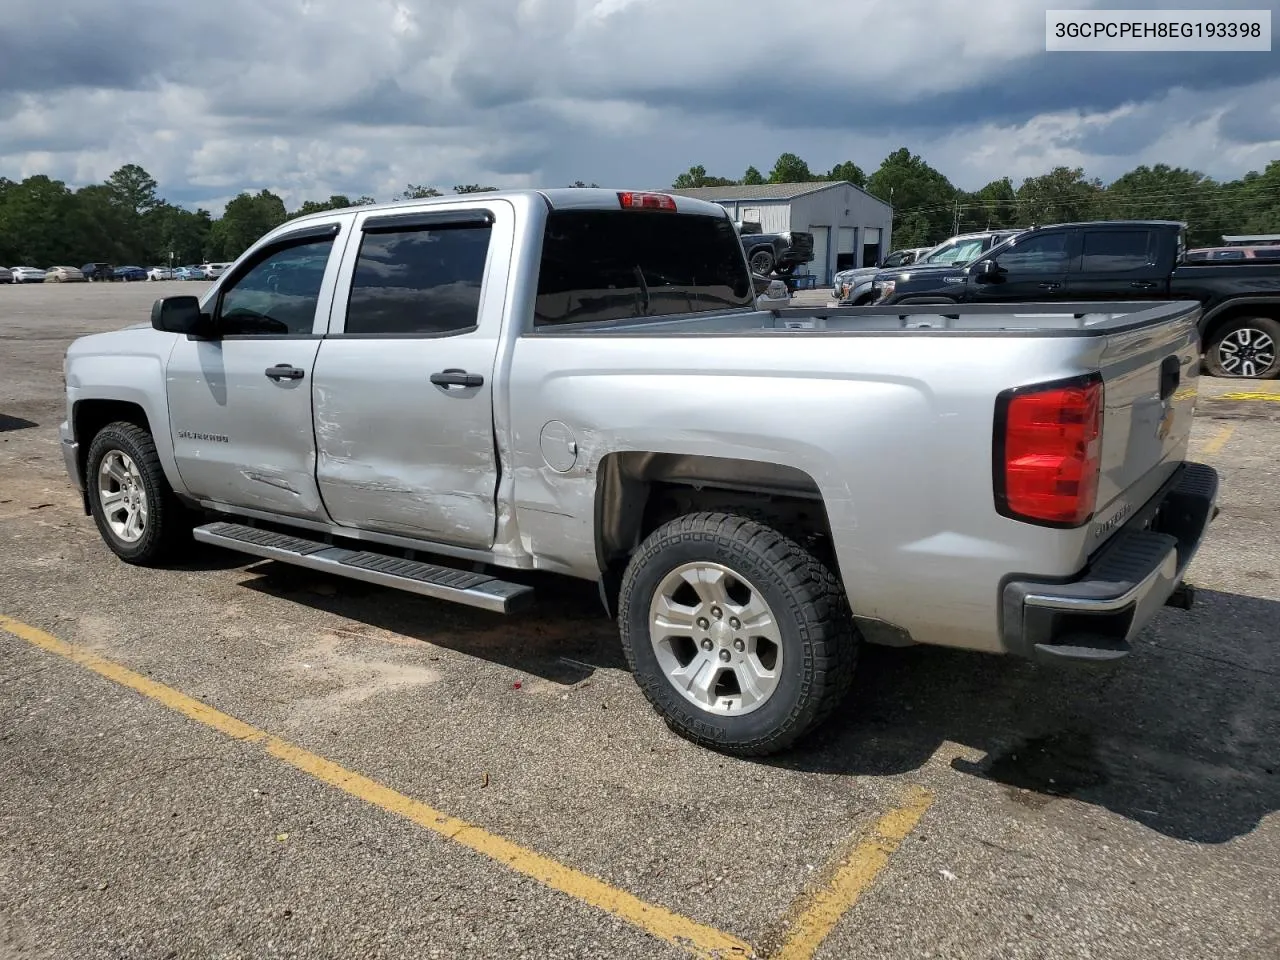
[1,281,1277,959]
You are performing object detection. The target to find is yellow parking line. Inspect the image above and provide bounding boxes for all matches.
[0,614,752,960]
[1214,391,1280,402]
[1201,424,1236,456]
[771,785,934,960]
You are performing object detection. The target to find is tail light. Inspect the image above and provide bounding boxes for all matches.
[994,374,1103,527]
[618,191,677,211]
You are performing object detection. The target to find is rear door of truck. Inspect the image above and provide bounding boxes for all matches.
[1062,225,1174,301]
[309,201,514,549]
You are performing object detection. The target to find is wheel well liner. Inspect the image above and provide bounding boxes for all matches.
[73,400,151,481]
[594,452,831,573]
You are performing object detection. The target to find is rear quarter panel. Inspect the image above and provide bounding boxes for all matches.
[507,327,1122,654]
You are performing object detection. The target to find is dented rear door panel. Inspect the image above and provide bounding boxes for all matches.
[309,200,517,549]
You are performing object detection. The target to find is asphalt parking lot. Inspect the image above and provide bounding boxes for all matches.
[1,281,1277,960]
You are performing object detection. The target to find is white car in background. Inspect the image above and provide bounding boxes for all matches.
[46,266,87,282]
[147,266,176,281]
[10,266,47,283]
[200,262,232,279]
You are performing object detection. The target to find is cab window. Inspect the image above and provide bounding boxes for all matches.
[217,237,335,336]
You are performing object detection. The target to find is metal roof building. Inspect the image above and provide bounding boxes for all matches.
[668,181,894,285]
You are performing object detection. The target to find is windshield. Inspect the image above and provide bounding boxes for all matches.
[919,237,989,266]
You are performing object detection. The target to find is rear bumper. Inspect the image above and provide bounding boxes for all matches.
[1002,461,1219,665]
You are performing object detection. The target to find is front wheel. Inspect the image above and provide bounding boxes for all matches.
[618,512,857,756]
[1205,316,1280,379]
[86,422,192,565]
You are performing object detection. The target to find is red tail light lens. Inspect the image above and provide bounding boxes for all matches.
[618,191,677,211]
[995,375,1103,527]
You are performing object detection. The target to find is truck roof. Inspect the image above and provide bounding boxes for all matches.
[282,188,732,228]
[1031,219,1187,231]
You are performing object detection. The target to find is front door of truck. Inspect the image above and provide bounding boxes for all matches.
[311,204,510,549]
[165,222,348,519]
[969,230,1075,303]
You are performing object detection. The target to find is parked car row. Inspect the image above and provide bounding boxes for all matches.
[1,262,228,284]
[831,231,1024,304]
[862,219,1280,380]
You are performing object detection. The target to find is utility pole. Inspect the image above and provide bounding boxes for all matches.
[953,199,961,236]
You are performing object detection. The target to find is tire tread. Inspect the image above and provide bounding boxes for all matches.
[86,422,191,565]
[618,511,857,756]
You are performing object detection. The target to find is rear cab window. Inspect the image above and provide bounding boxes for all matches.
[534,209,754,327]
[1079,230,1157,272]
[345,221,492,336]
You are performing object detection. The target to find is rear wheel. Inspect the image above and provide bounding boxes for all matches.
[1205,316,1280,379]
[86,422,192,565]
[749,249,775,275]
[618,512,857,756]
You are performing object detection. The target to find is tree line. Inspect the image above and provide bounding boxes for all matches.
[673,149,1280,249]
[0,169,525,268]
[2,150,1276,267]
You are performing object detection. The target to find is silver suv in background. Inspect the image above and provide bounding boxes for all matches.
[831,246,931,302]
[834,229,1025,304]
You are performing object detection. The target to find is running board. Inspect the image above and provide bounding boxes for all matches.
[192,521,534,614]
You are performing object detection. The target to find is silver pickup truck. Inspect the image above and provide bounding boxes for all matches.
[60,188,1219,755]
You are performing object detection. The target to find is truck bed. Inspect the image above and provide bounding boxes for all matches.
[534,300,1202,337]
[515,298,1202,654]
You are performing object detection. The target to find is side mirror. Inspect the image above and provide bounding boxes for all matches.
[151,296,209,336]
[974,259,1000,278]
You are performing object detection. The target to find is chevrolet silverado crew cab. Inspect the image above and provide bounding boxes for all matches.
[61,189,1218,755]
[871,219,1280,379]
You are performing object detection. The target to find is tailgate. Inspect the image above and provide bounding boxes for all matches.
[1089,306,1201,548]
[785,231,814,260]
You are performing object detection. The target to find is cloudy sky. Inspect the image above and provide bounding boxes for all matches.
[2,0,1278,213]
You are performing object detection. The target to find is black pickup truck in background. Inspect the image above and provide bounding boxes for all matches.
[736,221,815,277]
[870,219,1280,378]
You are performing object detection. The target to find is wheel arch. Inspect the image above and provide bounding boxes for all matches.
[73,399,151,488]
[1199,298,1280,343]
[593,451,836,612]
